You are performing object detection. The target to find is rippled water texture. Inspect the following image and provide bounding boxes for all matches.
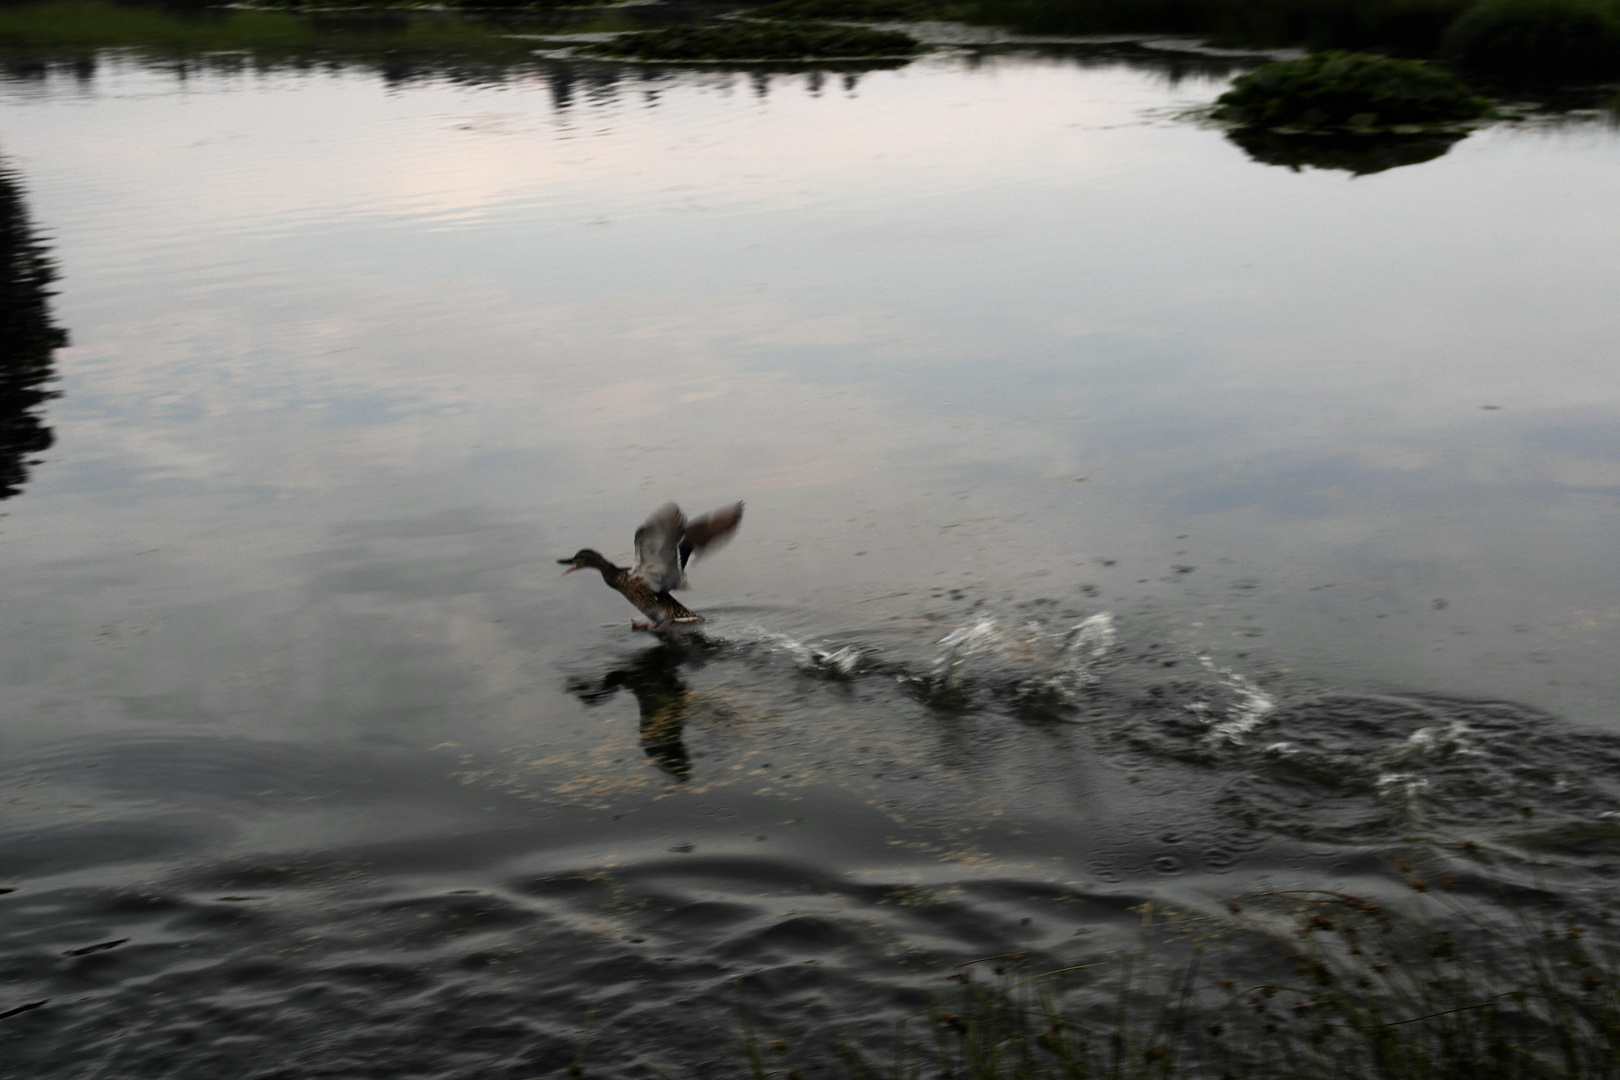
[2,45,1620,1078]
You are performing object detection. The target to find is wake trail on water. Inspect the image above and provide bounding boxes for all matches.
[688,608,1620,872]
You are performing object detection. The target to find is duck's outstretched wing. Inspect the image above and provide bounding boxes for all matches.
[677,501,744,575]
[633,500,744,592]
[633,503,686,593]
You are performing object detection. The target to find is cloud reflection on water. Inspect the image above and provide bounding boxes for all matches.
[1,48,1618,729]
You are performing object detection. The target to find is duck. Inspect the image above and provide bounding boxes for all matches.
[559,501,744,631]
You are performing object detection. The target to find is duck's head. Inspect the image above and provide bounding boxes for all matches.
[559,549,613,575]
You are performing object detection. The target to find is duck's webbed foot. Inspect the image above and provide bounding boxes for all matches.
[631,620,653,631]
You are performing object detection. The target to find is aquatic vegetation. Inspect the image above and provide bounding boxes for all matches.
[1442,0,1620,85]
[1212,51,1493,130]
[578,19,923,60]
[743,887,1620,1079]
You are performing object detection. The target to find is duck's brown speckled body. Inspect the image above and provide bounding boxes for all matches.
[560,501,743,631]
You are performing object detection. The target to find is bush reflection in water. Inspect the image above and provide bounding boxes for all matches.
[0,160,63,500]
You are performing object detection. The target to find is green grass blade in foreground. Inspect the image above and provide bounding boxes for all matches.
[731,880,1620,1079]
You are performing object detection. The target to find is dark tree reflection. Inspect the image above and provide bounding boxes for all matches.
[0,160,66,500]
[568,640,714,781]
[1225,128,1468,176]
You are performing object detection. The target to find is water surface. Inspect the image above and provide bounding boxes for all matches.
[3,44,1620,1077]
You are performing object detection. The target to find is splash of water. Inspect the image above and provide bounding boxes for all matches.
[932,615,1005,692]
[927,612,1116,703]
[1062,612,1116,684]
[1375,770,1431,809]
[730,625,864,678]
[1196,654,1276,743]
[1385,721,1480,764]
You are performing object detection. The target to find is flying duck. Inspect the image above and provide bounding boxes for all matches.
[559,501,744,631]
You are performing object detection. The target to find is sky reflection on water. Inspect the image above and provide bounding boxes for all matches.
[3,51,1615,726]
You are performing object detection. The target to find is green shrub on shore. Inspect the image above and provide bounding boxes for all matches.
[1212,50,1492,129]
[963,0,1475,56]
[960,0,1620,86]
[1441,0,1620,85]
[577,20,922,59]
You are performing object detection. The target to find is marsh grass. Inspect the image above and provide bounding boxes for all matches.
[740,886,1620,1079]
[1211,51,1493,128]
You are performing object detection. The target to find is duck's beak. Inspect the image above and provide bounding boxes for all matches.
[558,559,580,575]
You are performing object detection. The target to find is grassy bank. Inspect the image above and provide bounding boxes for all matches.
[0,0,565,66]
[738,885,1620,1079]
[959,0,1620,84]
[0,0,921,69]
[0,0,322,51]
[2,0,1617,84]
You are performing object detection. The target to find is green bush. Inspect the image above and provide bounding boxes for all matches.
[1441,0,1620,85]
[1213,50,1493,129]
[578,20,921,59]
[0,0,548,62]
[964,0,1474,55]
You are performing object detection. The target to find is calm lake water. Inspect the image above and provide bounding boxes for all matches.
[3,41,1620,1078]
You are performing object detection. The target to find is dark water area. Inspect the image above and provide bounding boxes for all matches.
[2,40,1620,1078]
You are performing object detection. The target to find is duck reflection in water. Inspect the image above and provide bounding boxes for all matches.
[567,639,714,781]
